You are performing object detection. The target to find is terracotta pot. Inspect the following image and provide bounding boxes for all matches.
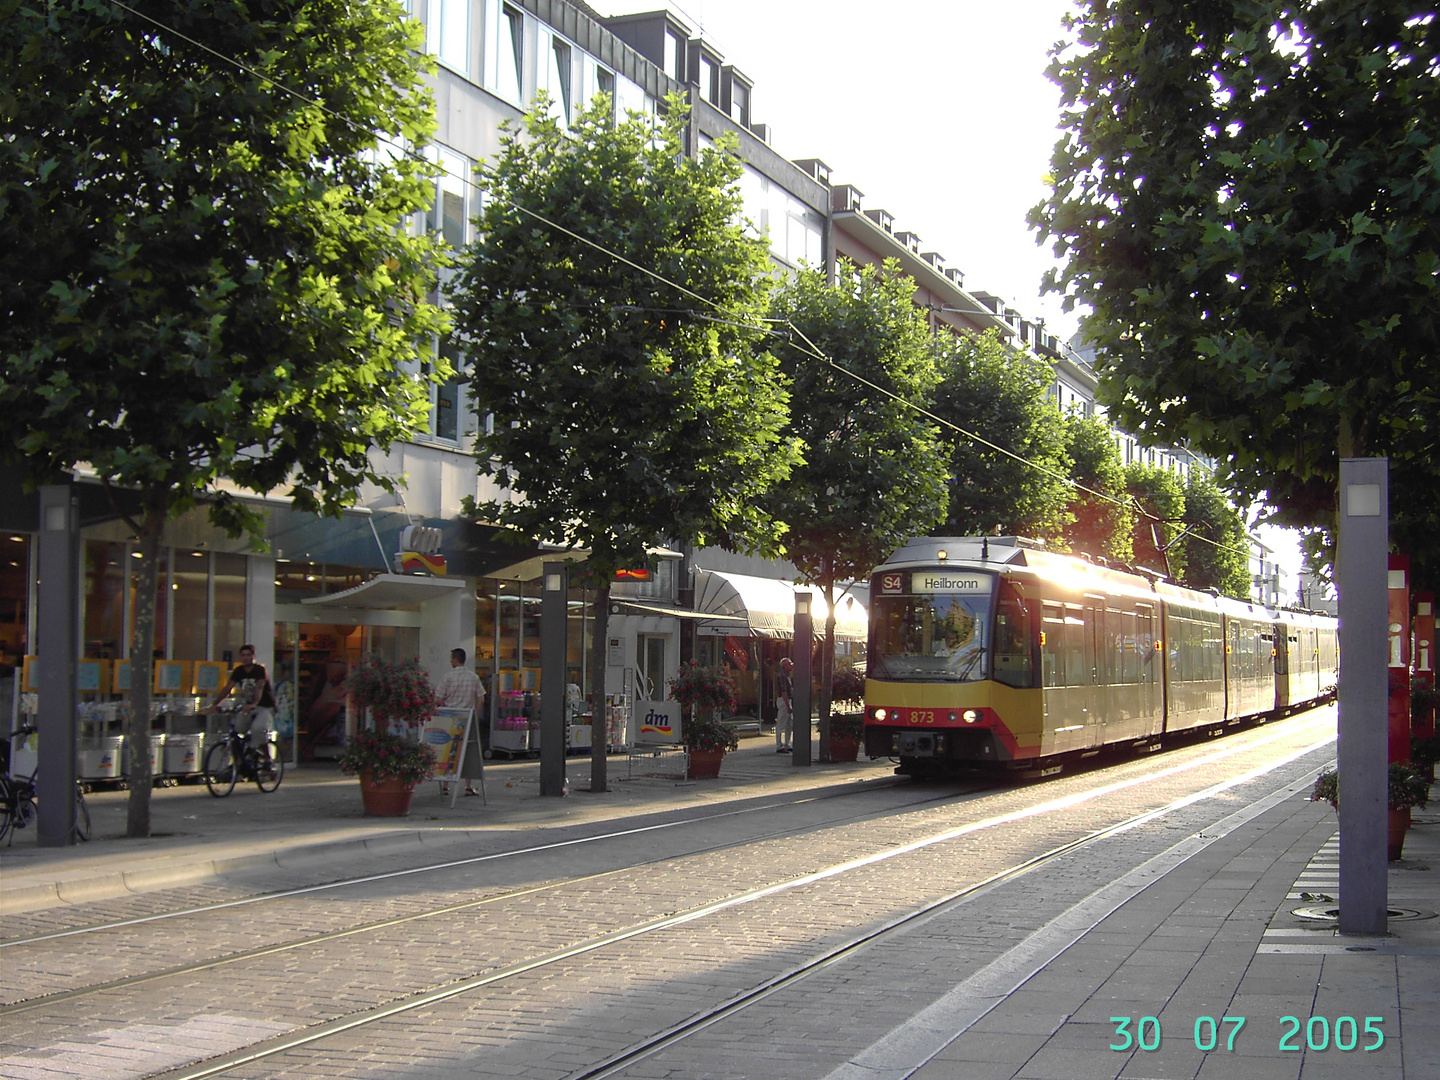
[1387,807,1411,861]
[359,771,416,816]
[688,747,725,780]
[829,735,860,763]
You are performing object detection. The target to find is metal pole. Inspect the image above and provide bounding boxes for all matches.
[539,562,567,796]
[1337,457,1388,935]
[793,593,812,767]
[36,484,79,846]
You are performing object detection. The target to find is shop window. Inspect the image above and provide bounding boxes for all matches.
[0,533,30,676]
[638,634,667,700]
[171,550,210,661]
[213,553,247,663]
[83,540,127,659]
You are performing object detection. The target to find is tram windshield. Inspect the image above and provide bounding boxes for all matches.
[868,573,995,682]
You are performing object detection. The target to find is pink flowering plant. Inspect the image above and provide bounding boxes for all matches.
[337,728,436,786]
[668,663,739,753]
[345,656,442,730]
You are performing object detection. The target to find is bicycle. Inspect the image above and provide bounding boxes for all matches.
[0,766,92,846]
[204,720,283,797]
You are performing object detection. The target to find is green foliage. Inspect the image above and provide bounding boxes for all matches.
[0,0,447,835]
[338,729,437,787]
[1032,0,1440,581]
[931,330,1071,543]
[1,0,447,525]
[679,712,740,754]
[1125,463,1186,579]
[1180,471,1251,598]
[831,665,866,707]
[452,96,798,576]
[1310,763,1431,811]
[830,713,866,741]
[764,260,949,590]
[1062,415,1134,562]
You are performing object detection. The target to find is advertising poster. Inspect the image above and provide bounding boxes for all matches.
[422,707,473,782]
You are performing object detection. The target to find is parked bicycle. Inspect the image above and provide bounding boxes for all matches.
[203,720,283,797]
[0,736,92,845]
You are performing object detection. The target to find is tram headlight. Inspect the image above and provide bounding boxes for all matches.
[873,708,887,721]
[962,710,980,723]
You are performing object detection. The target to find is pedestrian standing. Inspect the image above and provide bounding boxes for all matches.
[437,648,484,795]
[775,657,794,753]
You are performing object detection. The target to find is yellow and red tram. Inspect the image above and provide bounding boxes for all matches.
[863,537,1338,776]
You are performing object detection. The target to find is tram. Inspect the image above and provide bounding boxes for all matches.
[863,536,1338,777]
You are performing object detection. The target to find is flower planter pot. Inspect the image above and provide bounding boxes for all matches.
[1388,807,1411,861]
[688,748,725,780]
[359,771,416,816]
[829,735,860,763]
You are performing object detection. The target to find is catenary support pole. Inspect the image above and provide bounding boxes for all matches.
[539,562,567,796]
[36,484,79,846]
[792,592,812,767]
[1337,457,1389,935]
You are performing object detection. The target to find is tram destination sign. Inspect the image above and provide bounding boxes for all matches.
[911,571,990,594]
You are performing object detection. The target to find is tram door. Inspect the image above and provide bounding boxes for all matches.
[1137,604,1161,732]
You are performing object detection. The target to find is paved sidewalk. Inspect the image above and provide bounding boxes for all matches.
[0,733,897,915]
[829,781,1440,1080]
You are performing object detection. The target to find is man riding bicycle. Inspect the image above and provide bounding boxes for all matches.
[207,644,277,763]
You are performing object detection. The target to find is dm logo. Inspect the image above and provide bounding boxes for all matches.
[639,707,675,736]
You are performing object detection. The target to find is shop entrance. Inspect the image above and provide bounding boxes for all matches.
[273,622,419,762]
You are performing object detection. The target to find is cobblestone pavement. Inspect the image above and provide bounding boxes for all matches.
[0,705,1435,1080]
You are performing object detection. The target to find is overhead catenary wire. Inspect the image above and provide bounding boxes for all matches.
[97,0,1250,564]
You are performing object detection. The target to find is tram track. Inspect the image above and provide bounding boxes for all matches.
[0,781,985,1016]
[141,731,1338,1080]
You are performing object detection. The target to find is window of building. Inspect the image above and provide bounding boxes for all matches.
[731,81,750,127]
[434,337,466,442]
[664,29,684,82]
[546,35,573,124]
[638,634,667,700]
[426,145,472,251]
[699,56,718,104]
[428,0,470,76]
[485,0,524,103]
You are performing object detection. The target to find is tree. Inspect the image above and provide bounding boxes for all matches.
[765,260,948,757]
[1032,0,1440,583]
[1,0,448,836]
[1179,471,1251,598]
[450,97,799,791]
[931,329,1071,544]
[1062,415,1134,562]
[1125,463,1186,579]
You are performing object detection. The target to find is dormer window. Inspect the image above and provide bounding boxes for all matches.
[699,55,719,104]
[731,81,750,127]
[664,29,685,82]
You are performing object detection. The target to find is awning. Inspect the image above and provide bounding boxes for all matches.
[692,569,868,642]
[301,573,465,611]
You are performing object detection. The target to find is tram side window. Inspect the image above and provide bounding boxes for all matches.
[994,587,1034,688]
[1041,602,1066,687]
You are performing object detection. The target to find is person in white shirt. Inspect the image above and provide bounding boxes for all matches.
[437,648,484,796]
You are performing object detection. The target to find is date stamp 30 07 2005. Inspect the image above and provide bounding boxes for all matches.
[1108,1015,1386,1054]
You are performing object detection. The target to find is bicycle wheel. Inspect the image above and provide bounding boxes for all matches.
[204,739,238,797]
[0,777,15,845]
[74,789,91,841]
[253,746,283,793]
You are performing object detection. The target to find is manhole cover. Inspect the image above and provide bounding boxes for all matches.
[1291,905,1434,921]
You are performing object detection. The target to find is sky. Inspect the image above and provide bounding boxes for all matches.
[597,0,1307,590]
[600,0,1084,342]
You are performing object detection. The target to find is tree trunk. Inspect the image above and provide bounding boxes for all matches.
[589,583,610,792]
[818,557,836,763]
[126,492,167,838]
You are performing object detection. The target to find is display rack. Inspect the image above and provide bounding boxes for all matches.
[490,689,537,758]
